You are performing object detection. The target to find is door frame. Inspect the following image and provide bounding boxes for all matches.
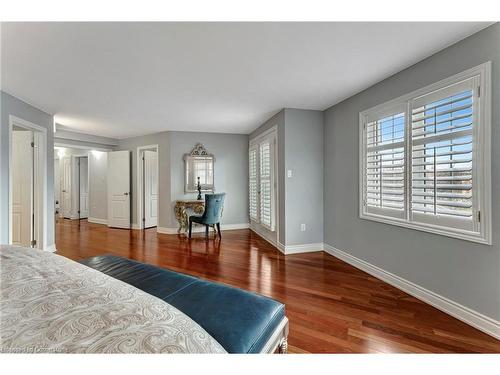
[74,155,89,219]
[136,144,159,230]
[8,115,47,250]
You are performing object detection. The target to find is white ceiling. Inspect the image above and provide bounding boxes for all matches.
[1,22,491,139]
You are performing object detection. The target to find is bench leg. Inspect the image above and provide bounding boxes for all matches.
[277,338,288,354]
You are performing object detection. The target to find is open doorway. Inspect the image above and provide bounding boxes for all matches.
[9,116,47,249]
[137,145,158,229]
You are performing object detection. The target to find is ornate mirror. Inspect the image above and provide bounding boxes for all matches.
[184,143,215,193]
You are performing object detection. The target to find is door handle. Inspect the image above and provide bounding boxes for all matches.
[124,192,129,196]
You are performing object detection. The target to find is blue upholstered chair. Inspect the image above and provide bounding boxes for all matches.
[189,193,226,239]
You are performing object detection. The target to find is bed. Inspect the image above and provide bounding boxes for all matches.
[0,245,289,354]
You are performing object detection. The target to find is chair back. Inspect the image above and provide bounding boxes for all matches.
[202,193,226,224]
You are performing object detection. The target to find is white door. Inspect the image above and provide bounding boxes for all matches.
[11,131,33,246]
[61,156,72,218]
[54,158,60,215]
[107,150,131,229]
[78,157,89,219]
[143,150,158,228]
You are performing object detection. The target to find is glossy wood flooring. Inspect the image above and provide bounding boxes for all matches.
[55,219,500,353]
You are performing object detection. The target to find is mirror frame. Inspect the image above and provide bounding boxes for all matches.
[184,143,215,193]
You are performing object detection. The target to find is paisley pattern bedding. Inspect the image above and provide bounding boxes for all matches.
[0,245,226,353]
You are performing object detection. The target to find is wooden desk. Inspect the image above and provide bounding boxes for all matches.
[174,199,205,233]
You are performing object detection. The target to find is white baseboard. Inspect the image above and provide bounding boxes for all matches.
[45,243,57,253]
[131,223,141,230]
[88,217,107,225]
[157,223,250,235]
[284,243,324,255]
[323,243,500,340]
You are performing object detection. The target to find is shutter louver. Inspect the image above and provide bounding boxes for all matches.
[249,148,258,221]
[364,112,406,216]
[410,85,475,225]
[259,140,273,229]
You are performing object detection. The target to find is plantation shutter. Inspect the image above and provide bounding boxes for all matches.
[410,77,479,232]
[249,147,258,222]
[363,106,406,219]
[259,139,273,230]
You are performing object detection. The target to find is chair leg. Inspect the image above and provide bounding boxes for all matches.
[189,220,192,238]
[205,225,209,239]
[216,223,221,239]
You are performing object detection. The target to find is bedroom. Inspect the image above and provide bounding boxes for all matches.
[1,2,499,373]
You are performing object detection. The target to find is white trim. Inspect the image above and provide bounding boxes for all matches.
[45,243,57,253]
[323,243,500,340]
[359,62,492,245]
[136,145,159,230]
[260,317,289,354]
[87,217,108,225]
[283,243,324,255]
[131,223,142,230]
[8,115,48,250]
[157,223,250,235]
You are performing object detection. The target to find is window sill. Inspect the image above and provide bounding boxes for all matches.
[359,211,491,245]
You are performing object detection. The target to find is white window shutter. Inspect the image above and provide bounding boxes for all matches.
[410,77,478,232]
[259,140,273,230]
[363,110,406,219]
[249,147,259,222]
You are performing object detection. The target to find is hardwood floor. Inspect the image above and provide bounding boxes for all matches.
[55,219,500,353]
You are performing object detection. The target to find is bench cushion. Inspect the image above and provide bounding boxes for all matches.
[79,255,286,353]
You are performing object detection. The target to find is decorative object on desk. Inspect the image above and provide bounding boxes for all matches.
[189,193,226,240]
[197,177,202,200]
[184,143,215,194]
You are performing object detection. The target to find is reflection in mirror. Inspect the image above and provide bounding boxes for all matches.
[184,143,215,193]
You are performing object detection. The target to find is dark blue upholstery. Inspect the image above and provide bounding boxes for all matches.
[190,193,225,238]
[79,255,285,353]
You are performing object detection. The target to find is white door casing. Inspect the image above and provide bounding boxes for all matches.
[61,156,72,218]
[54,158,60,214]
[143,150,158,228]
[107,150,131,229]
[11,131,33,246]
[78,157,89,219]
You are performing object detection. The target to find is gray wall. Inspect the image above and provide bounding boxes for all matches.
[284,109,324,245]
[250,110,285,244]
[168,131,249,228]
[118,130,248,229]
[323,23,500,320]
[250,108,324,246]
[0,91,55,248]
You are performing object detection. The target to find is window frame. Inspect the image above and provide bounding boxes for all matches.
[359,62,492,245]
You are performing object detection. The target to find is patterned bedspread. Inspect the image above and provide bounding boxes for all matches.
[0,245,226,353]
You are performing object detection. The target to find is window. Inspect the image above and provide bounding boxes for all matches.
[360,63,491,244]
[249,129,276,232]
[249,147,258,221]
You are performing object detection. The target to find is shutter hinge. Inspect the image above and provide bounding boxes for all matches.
[477,86,481,98]
[30,239,37,247]
[477,211,481,222]
[142,217,145,222]
[30,141,35,147]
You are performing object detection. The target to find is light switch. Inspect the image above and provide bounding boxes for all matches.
[287,170,293,178]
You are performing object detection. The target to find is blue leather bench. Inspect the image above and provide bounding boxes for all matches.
[80,255,288,353]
